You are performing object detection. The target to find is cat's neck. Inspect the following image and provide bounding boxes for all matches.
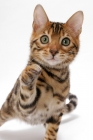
[28,57,69,77]
[27,58,69,86]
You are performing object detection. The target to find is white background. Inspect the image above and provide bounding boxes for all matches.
[0,0,93,140]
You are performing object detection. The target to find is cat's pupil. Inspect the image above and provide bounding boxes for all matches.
[44,38,46,41]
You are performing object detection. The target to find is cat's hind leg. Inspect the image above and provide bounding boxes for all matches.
[44,113,63,140]
[0,92,16,126]
[0,102,16,126]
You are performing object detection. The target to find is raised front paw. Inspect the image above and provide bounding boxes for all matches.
[20,64,41,85]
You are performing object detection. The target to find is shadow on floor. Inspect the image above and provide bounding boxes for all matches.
[0,126,45,140]
[0,114,79,140]
[62,114,79,124]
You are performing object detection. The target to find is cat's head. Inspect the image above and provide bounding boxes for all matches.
[30,4,84,68]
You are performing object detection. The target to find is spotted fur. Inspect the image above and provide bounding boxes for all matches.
[0,4,83,140]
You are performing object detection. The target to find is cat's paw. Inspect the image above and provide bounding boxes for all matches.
[20,64,41,85]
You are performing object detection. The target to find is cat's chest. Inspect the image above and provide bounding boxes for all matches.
[36,70,67,111]
[38,70,64,92]
[25,69,68,124]
[25,85,65,125]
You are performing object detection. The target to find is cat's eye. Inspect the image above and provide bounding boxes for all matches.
[40,35,49,44]
[61,37,70,46]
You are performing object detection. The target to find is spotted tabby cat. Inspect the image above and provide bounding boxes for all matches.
[0,4,83,140]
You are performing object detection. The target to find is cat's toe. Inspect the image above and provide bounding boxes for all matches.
[30,64,42,75]
[26,64,42,76]
[20,64,41,85]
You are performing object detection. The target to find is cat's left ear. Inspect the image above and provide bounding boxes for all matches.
[33,4,49,32]
[66,11,84,36]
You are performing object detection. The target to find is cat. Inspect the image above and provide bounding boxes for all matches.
[0,4,83,140]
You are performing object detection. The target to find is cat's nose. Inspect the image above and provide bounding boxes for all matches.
[50,49,58,56]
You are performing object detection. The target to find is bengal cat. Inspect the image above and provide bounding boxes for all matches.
[0,4,84,140]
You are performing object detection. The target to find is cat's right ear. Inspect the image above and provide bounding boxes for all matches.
[33,4,49,32]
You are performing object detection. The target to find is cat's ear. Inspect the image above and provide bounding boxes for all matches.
[33,4,49,32]
[66,11,84,36]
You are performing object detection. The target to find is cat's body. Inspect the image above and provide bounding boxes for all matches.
[0,5,83,140]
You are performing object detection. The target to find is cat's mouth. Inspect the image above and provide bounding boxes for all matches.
[47,58,57,61]
[45,57,61,66]
[47,57,59,62]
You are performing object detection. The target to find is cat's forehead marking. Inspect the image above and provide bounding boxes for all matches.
[50,22,64,34]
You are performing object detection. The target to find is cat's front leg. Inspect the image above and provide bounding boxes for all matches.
[0,64,41,126]
[44,113,63,140]
[19,64,41,113]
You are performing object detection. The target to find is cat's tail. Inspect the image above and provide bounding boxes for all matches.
[62,93,78,115]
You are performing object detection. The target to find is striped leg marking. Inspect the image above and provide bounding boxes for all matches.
[19,64,41,113]
[44,113,63,140]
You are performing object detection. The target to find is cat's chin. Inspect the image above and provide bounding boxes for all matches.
[44,59,62,66]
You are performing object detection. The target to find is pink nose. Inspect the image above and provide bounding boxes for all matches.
[50,49,58,56]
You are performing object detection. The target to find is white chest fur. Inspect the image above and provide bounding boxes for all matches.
[25,95,65,125]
